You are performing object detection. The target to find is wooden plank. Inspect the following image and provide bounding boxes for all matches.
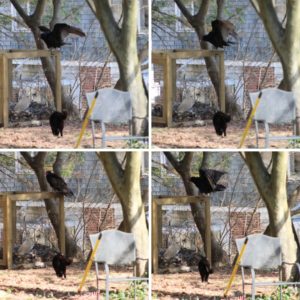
[59,195,65,255]
[219,51,226,112]
[55,52,62,112]
[153,196,207,205]
[7,59,13,112]
[152,199,159,274]
[11,201,16,245]
[2,54,9,128]
[0,54,4,126]
[8,191,62,201]
[5,49,57,59]
[152,116,165,124]
[157,205,162,248]
[152,49,223,59]
[2,195,7,267]
[164,56,173,127]
[6,195,12,269]
[205,197,212,265]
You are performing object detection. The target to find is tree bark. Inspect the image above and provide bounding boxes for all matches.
[250,0,300,134]
[164,151,224,265]
[86,0,148,136]
[10,0,74,112]
[21,152,78,257]
[244,152,298,280]
[97,152,148,276]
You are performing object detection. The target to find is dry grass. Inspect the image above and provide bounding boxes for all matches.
[0,121,137,149]
[152,267,299,299]
[152,121,297,149]
[0,264,148,300]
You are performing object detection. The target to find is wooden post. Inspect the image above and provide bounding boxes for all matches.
[6,195,13,269]
[0,53,8,127]
[1,195,7,266]
[7,59,12,113]
[152,199,159,274]
[165,55,174,127]
[157,205,162,248]
[205,197,212,265]
[55,51,62,112]
[219,51,225,112]
[58,195,65,255]
[11,200,16,245]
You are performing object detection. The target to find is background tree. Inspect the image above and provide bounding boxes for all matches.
[97,152,148,276]
[86,0,148,136]
[249,1,300,134]
[243,152,298,280]
[20,152,78,257]
[164,151,225,265]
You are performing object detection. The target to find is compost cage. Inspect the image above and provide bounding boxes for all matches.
[0,192,65,269]
[0,49,62,128]
[151,49,225,127]
[152,195,211,274]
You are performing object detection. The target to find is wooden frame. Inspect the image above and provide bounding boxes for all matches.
[0,191,65,269]
[152,49,225,127]
[0,49,62,128]
[152,195,211,274]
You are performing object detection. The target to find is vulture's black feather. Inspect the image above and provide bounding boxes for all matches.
[213,111,231,137]
[198,255,213,283]
[202,19,237,48]
[190,168,227,194]
[52,253,72,278]
[49,111,67,137]
[39,23,85,49]
[46,171,74,197]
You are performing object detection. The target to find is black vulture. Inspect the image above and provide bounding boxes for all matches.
[39,23,85,49]
[198,255,213,283]
[46,171,74,197]
[202,19,237,48]
[49,111,67,137]
[190,168,227,194]
[52,253,72,278]
[213,111,231,137]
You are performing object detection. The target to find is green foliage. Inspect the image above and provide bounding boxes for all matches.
[288,139,300,148]
[127,140,148,149]
[108,282,148,300]
[249,285,299,300]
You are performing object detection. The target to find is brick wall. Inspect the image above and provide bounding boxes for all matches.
[84,207,116,235]
[230,211,261,256]
[79,66,112,113]
[244,66,275,92]
[230,211,261,239]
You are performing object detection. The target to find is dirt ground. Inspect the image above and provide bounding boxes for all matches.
[152,121,297,149]
[152,267,299,299]
[0,121,142,149]
[0,264,148,300]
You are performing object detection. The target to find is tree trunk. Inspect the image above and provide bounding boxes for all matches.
[21,152,78,257]
[244,152,298,279]
[250,0,300,134]
[164,152,225,265]
[97,152,148,276]
[86,0,148,136]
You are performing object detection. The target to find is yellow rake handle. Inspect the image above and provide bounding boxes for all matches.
[75,91,99,148]
[239,91,263,148]
[78,233,102,293]
[224,237,249,297]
